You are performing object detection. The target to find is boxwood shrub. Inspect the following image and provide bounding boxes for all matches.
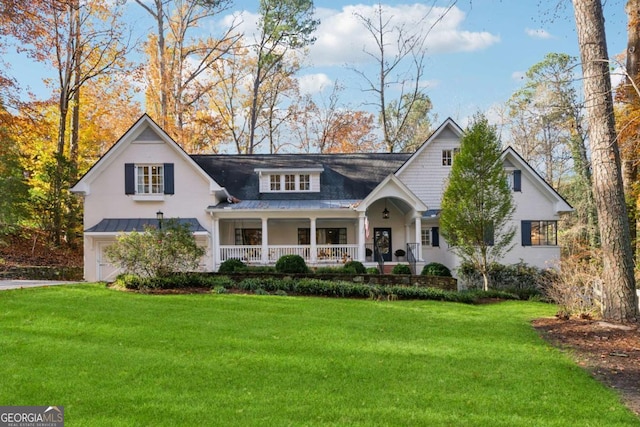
[218,258,247,273]
[391,264,411,275]
[343,260,366,274]
[275,254,309,274]
[421,262,452,277]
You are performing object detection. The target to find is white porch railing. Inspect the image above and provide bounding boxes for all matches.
[220,245,262,263]
[316,244,358,263]
[219,244,359,264]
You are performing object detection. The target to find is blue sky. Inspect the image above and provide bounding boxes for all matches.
[7,0,628,127]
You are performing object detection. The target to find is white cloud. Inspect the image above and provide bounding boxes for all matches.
[310,4,500,66]
[525,28,553,39]
[298,73,333,95]
[225,4,499,68]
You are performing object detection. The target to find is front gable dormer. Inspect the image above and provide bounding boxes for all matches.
[255,167,324,193]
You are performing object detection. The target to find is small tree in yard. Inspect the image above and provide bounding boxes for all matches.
[440,113,516,291]
[106,220,205,278]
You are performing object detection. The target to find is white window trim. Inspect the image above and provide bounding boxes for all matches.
[264,173,316,193]
[135,164,164,195]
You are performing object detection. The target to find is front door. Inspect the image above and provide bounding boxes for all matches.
[373,228,392,262]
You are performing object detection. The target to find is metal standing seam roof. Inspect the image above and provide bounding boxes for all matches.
[208,199,362,211]
[85,218,207,233]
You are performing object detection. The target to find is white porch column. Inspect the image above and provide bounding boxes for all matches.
[261,217,269,264]
[310,217,317,264]
[358,214,366,262]
[414,215,422,261]
[212,216,220,271]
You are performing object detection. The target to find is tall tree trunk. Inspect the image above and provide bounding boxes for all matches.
[572,0,639,322]
[625,0,640,260]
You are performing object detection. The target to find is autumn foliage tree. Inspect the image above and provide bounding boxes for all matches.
[136,0,241,153]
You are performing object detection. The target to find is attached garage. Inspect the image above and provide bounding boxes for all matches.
[84,218,210,282]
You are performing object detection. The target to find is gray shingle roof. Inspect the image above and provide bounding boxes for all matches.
[191,153,411,201]
[86,218,207,233]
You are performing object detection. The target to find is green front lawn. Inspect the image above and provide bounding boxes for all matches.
[0,284,637,426]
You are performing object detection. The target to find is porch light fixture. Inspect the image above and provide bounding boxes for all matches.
[156,210,164,230]
[382,200,390,220]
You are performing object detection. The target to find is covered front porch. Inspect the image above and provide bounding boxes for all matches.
[208,198,425,271]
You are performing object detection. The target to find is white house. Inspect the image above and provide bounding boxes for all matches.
[71,114,573,282]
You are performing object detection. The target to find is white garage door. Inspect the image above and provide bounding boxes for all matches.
[97,242,122,282]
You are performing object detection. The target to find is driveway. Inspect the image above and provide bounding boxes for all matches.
[0,280,81,291]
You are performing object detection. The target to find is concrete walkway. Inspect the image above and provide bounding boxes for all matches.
[0,280,81,291]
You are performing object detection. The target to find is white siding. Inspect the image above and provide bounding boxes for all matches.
[396,132,460,209]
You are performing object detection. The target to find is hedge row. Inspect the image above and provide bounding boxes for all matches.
[114,273,517,304]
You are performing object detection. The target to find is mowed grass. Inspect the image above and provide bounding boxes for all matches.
[0,284,637,426]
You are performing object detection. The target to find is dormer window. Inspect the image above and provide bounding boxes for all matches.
[256,167,323,193]
[285,174,296,191]
[299,174,310,191]
[270,174,281,191]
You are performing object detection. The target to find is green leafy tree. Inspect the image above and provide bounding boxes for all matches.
[105,220,205,278]
[0,126,29,236]
[440,114,516,291]
[246,0,319,153]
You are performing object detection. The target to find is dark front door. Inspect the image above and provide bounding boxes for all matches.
[373,228,392,262]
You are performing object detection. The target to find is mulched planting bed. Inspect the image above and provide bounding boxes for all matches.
[533,317,640,417]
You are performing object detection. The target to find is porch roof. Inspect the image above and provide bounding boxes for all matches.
[85,218,207,233]
[208,199,360,211]
[423,209,441,218]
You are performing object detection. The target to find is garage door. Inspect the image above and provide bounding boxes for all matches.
[97,242,122,282]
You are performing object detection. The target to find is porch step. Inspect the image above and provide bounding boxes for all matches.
[382,264,396,274]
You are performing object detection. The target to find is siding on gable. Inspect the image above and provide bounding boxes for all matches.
[135,126,163,142]
[396,136,460,209]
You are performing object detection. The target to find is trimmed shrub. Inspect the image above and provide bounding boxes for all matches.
[275,254,309,274]
[457,261,550,299]
[421,262,452,277]
[244,265,276,273]
[344,260,366,274]
[314,266,344,274]
[218,258,246,273]
[366,267,380,275]
[391,264,411,275]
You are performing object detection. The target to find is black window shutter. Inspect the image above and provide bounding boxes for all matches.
[484,222,495,246]
[521,221,532,246]
[432,227,440,247]
[125,163,135,195]
[513,170,522,192]
[164,163,174,194]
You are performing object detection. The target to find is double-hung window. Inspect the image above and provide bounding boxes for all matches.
[270,174,281,191]
[125,163,174,196]
[442,148,459,166]
[136,165,164,194]
[299,174,310,191]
